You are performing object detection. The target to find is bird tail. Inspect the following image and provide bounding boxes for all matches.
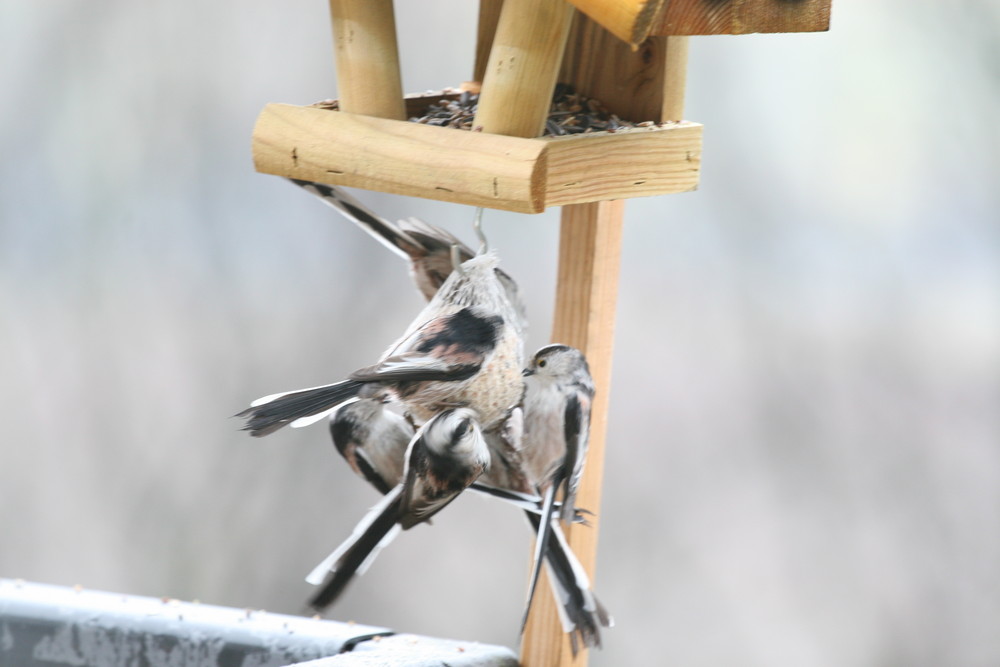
[288,179,418,259]
[521,482,559,629]
[306,484,404,612]
[521,510,612,655]
[469,483,590,522]
[236,380,365,437]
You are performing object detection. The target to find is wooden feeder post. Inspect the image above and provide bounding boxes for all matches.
[328,0,405,120]
[473,0,575,137]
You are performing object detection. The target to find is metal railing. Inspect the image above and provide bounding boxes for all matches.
[0,579,517,666]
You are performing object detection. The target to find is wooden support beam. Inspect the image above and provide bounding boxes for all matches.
[473,0,576,137]
[328,0,406,119]
[654,0,832,35]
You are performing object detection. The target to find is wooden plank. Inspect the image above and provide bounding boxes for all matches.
[327,0,405,119]
[251,102,701,212]
[566,0,667,45]
[655,0,832,35]
[474,0,576,138]
[252,103,546,212]
[543,122,701,206]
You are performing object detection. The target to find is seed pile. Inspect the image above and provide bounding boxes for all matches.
[410,84,658,135]
[312,85,667,135]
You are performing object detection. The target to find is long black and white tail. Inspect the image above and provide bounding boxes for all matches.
[237,380,365,437]
[288,179,418,259]
[522,481,560,631]
[522,510,612,654]
[306,485,404,612]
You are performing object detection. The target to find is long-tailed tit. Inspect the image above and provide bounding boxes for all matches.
[521,344,595,524]
[329,399,561,515]
[323,398,606,649]
[329,398,411,495]
[288,178,526,334]
[307,407,490,611]
[322,348,608,649]
[514,344,605,648]
[237,251,524,436]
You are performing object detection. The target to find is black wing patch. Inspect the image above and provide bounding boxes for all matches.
[414,308,502,357]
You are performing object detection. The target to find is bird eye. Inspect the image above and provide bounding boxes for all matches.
[455,418,470,438]
[537,359,547,368]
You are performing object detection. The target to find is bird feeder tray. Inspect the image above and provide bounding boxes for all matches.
[251,91,702,214]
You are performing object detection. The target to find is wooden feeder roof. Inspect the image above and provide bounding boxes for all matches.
[565,0,832,44]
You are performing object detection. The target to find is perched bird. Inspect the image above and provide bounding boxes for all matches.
[323,346,609,650]
[521,344,595,525]
[289,178,527,335]
[237,251,524,436]
[271,180,608,646]
[322,395,606,650]
[516,344,602,644]
[306,407,490,611]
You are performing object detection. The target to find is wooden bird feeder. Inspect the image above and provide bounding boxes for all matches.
[250,1,832,665]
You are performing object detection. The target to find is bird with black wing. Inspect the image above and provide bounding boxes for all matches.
[306,407,490,611]
[236,250,524,436]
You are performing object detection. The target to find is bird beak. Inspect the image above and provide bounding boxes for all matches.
[522,368,534,377]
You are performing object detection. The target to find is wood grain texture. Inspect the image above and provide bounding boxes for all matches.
[328,0,405,119]
[474,0,575,138]
[566,0,667,44]
[544,122,701,206]
[655,0,832,35]
[252,103,545,211]
[473,0,504,84]
[661,36,689,121]
[560,12,667,122]
[251,102,701,212]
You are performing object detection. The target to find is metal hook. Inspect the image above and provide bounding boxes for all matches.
[472,207,488,255]
[450,244,466,276]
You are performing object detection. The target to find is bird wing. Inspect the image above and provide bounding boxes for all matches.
[398,445,469,529]
[559,391,591,523]
[305,485,405,611]
[289,179,420,259]
[350,307,501,384]
[397,216,473,256]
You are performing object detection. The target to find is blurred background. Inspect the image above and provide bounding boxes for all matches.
[2,1,998,665]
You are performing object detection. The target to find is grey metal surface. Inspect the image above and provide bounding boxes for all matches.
[0,579,390,667]
[0,579,518,667]
[287,634,519,667]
